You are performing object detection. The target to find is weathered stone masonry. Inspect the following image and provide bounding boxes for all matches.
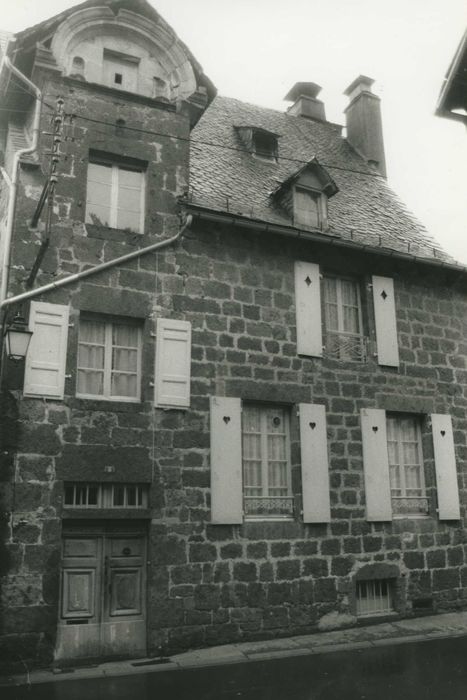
[3,212,467,664]
[1,0,467,673]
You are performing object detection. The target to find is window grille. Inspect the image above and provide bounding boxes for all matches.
[64,483,148,508]
[323,276,366,361]
[242,405,293,519]
[77,318,141,401]
[387,415,428,516]
[356,579,394,617]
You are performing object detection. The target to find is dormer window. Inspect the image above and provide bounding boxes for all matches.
[235,126,279,162]
[294,187,327,229]
[253,130,278,161]
[271,158,338,231]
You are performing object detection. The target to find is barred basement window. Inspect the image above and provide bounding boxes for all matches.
[242,404,293,519]
[356,579,394,617]
[64,483,148,508]
[387,415,428,517]
[323,275,366,362]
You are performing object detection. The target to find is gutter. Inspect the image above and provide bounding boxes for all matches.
[184,203,467,276]
[0,216,192,309]
[0,54,42,322]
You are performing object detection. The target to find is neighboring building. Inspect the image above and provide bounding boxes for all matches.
[436,28,467,125]
[1,0,467,672]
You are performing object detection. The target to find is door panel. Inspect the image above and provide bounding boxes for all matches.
[56,529,146,662]
[110,569,142,616]
[62,570,95,618]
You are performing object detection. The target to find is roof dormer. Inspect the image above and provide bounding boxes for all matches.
[272,158,338,230]
[236,126,280,162]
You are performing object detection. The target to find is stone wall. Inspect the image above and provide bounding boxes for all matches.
[1,71,467,669]
[2,205,467,667]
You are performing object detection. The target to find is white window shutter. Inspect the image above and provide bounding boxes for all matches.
[372,276,399,367]
[299,403,331,523]
[24,301,69,399]
[294,261,322,357]
[361,408,392,521]
[210,396,243,524]
[154,318,191,408]
[431,414,460,520]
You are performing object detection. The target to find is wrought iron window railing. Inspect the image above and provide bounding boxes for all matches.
[324,330,367,362]
[244,496,294,519]
[391,495,429,516]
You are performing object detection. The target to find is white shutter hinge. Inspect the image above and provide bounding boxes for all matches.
[150,332,157,337]
[149,381,155,387]
[68,323,74,328]
[65,374,72,378]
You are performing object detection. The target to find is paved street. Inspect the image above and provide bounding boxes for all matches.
[4,634,467,700]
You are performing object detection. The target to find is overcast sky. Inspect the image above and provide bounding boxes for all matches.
[4,0,467,262]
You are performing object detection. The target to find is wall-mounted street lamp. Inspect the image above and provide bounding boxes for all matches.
[4,314,33,361]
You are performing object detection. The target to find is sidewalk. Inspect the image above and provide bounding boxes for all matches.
[3,610,467,687]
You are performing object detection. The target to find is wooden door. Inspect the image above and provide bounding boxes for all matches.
[55,528,146,663]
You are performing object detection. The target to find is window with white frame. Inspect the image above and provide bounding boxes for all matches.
[64,483,148,508]
[356,579,394,617]
[85,156,145,233]
[386,414,428,517]
[322,275,366,361]
[77,318,142,401]
[242,404,293,519]
[294,187,326,228]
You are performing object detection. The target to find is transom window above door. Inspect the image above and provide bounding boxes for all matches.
[322,275,366,361]
[85,154,145,233]
[77,317,142,401]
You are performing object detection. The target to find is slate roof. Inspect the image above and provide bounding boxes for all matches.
[190,95,452,264]
[0,29,13,58]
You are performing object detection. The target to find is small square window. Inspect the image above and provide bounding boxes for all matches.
[356,579,394,617]
[85,155,145,233]
[253,131,277,161]
[323,276,366,361]
[103,49,139,92]
[77,317,142,401]
[387,415,428,517]
[242,404,293,519]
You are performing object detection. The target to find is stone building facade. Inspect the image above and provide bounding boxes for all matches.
[1,0,467,672]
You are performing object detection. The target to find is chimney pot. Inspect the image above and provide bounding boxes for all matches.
[284,82,326,122]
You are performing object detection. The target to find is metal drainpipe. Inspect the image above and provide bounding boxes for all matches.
[0,55,42,330]
[0,216,192,310]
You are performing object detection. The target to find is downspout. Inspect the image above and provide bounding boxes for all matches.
[0,55,42,325]
[0,216,192,310]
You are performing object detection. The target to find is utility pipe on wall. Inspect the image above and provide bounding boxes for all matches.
[0,55,42,320]
[0,216,193,310]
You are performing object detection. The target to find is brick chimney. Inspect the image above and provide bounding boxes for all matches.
[344,75,386,178]
[284,82,326,122]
